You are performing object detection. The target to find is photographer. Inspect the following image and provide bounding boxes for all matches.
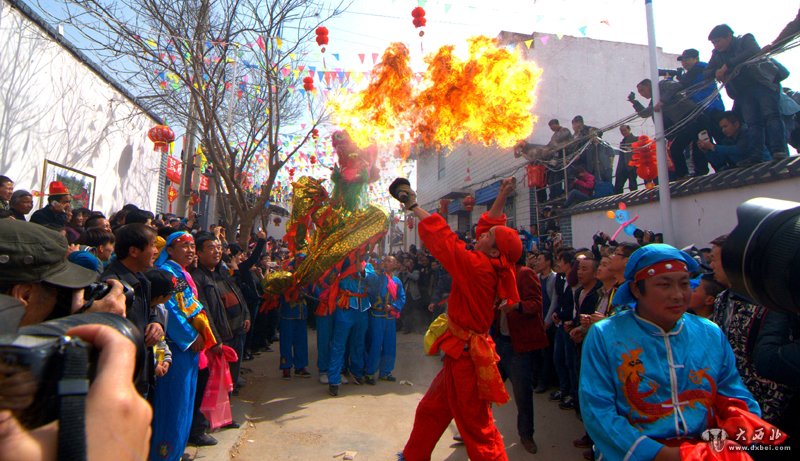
[0,324,152,461]
[629,79,709,179]
[0,220,125,330]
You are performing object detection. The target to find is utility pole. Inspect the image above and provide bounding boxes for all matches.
[176,0,209,217]
[644,0,676,244]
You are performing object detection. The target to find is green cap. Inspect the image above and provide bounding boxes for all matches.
[0,220,99,288]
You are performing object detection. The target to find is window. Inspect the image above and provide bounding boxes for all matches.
[437,151,446,180]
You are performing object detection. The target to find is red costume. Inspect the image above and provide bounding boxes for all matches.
[402,212,518,461]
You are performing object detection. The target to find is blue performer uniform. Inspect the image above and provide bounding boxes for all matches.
[580,244,762,461]
[327,261,378,388]
[278,291,309,372]
[366,270,406,380]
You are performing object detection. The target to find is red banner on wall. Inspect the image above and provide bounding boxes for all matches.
[166,156,182,183]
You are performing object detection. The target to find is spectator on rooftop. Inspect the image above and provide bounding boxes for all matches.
[697,111,770,170]
[676,48,726,142]
[705,24,789,162]
[562,165,595,208]
[613,125,639,195]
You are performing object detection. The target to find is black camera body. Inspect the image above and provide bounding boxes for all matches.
[82,280,134,313]
[723,198,800,314]
[658,67,684,78]
[0,313,142,429]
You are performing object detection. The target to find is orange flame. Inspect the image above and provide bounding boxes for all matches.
[332,36,543,153]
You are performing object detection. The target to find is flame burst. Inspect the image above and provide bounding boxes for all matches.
[331,36,543,152]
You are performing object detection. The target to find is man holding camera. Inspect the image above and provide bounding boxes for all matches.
[101,223,163,397]
[0,219,150,461]
[629,79,709,179]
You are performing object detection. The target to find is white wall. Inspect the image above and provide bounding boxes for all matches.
[0,1,162,215]
[569,178,800,249]
[415,32,678,240]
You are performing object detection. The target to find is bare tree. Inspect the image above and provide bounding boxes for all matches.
[40,0,348,243]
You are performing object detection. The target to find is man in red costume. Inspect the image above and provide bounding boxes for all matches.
[392,177,522,461]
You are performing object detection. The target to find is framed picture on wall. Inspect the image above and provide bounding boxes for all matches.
[40,160,96,210]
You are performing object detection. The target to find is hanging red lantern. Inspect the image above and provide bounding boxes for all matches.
[273,217,282,226]
[411,7,427,36]
[311,128,319,140]
[148,125,175,153]
[288,167,295,177]
[630,135,658,184]
[462,194,475,212]
[315,26,329,52]
[303,76,315,92]
[309,155,317,165]
[407,216,415,229]
[526,164,547,189]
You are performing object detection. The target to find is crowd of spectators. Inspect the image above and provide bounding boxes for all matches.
[514,22,800,215]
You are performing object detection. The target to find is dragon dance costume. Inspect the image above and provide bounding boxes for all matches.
[580,244,784,461]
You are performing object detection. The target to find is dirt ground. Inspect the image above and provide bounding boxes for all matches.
[190,329,585,461]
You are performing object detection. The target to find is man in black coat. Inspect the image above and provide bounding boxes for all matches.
[101,223,163,397]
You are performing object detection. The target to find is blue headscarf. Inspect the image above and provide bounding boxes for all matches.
[612,243,700,307]
[154,231,192,267]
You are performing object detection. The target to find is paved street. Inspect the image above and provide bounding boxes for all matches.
[191,330,585,461]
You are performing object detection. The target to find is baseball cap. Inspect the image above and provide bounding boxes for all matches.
[0,220,99,288]
[677,48,699,61]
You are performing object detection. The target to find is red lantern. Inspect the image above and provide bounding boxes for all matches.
[411,7,426,36]
[288,167,295,177]
[462,194,475,212]
[315,26,329,52]
[407,217,415,229]
[148,125,175,153]
[630,135,658,183]
[303,76,315,92]
[273,217,282,226]
[309,155,317,165]
[311,128,319,140]
[526,164,547,189]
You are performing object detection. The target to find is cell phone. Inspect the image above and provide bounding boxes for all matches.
[698,130,710,143]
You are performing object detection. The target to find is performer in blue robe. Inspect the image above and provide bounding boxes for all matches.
[580,244,762,461]
[151,232,216,461]
[366,255,406,382]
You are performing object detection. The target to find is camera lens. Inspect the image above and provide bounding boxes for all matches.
[723,198,800,314]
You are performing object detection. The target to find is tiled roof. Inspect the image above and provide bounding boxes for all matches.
[560,157,800,215]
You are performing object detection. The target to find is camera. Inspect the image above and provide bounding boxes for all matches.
[81,280,134,313]
[0,312,142,429]
[722,198,800,314]
[658,67,684,78]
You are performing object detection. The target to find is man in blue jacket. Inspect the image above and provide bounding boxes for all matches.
[365,255,406,384]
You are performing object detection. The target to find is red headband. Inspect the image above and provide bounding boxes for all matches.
[173,234,194,245]
[634,259,688,282]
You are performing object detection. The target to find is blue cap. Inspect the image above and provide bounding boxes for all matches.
[67,250,102,273]
[612,244,700,307]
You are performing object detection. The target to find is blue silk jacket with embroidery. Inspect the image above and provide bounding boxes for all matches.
[579,310,760,461]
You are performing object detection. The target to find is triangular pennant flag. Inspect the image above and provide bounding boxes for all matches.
[371,53,379,64]
[556,33,564,40]
[540,35,550,46]
[444,3,452,13]
[317,70,325,81]
[578,26,588,36]
[332,53,340,61]
[524,39,533,49]
[358,53,365,64]
[256,36,266,51]
[276,37,283,48]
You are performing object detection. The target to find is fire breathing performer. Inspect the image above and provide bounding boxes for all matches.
[580,244,786,460]
[391,176,522,461]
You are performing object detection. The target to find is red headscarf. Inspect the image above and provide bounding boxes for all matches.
[492,226,522,305]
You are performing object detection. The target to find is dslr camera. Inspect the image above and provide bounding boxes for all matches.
[0,312,142,429]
